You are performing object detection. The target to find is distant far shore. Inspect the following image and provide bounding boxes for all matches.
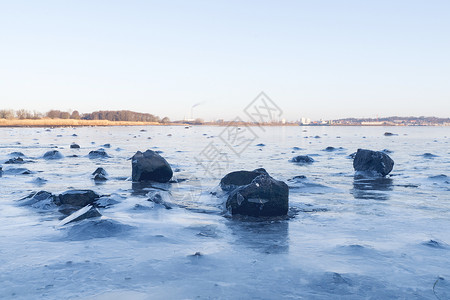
[0,118,180,127]
[1,118,449,128]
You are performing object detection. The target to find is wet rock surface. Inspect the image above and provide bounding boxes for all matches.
[221,169,289,217]
[92,167,108,181]
[353,149,394,176]
[88,149,110,159]
[220,168,268,192]
[43,150,63,160]
[57,190,100,207]
[58,205,102,226]
[131,150,173,183]
[290,155,314,164]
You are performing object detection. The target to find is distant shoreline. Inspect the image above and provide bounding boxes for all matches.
[0,118,178,127]
[1,118,449,128]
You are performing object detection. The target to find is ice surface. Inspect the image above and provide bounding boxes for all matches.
[0,126,449,299]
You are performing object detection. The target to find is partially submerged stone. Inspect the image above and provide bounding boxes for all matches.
[9,151,25,157]
[88,149,110,159]
[57,190,100,207]
[18,191,56,207]
[221,169,289,217]
[3,168,34,175]
[5,157,24,164]
[290,155,314,164]
[147,193,172,209]
[58,205,102,226]
[353,149,394,177]
[92,167,108,181]
[131,150,173,183]
[220,168,268,192]
[43,150,63,160]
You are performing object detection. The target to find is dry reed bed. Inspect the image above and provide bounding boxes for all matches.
[0,118,163,127]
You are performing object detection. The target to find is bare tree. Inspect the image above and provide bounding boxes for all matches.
[71,110,80,119]
[16,109,33,119]
[46,110,62,119]
[60,112,70,119]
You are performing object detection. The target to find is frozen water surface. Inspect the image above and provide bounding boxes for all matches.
[0,126,449,299]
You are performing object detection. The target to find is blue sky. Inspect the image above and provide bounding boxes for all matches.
[1,0,449,121]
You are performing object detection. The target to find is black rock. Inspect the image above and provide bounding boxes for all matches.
[43,150,64,160]
[422,239,447,249]
[324,146,336,152]
[94,194,122,208]
[103,143,111,148]
[290,155,314,163]
[70,143,80,149]
[58,205,102,226]
[18,191,56,206]
[256,143,265,147]
[220,168,268,192]
[92,167,107,176]
[292,147,302,151]
[348,152,357,159]
[3,168,33,175]
[92,167,108,181]
[57,190,100,207]
[148,193,172,209]
[9,151,25,157]
[131,150,173,183]
[384,132,397,136]
[31,177,47,185]
[353,149,394,176]
[5,157,24,164]
[429,174,448,180]
[225,171,289,217]
[88,149,110,159]
[422,153,438,158]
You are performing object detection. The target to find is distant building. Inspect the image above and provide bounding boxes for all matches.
[361,121,384,125]
[300,117,311,125]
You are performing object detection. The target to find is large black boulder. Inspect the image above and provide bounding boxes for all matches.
[353,149,394,176]
[43,150,63,160]
[57,190,100,207]
[131,150,173,183]
[220,168,268,191]
[222,169,289,217]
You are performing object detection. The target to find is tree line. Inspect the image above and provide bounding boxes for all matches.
[0,109,170,123]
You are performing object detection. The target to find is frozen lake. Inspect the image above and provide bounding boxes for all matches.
[0,125,449,299]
